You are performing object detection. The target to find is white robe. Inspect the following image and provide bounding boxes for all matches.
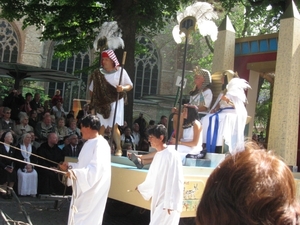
[67,135,111,225]
[169,125,203,164]
[201,88,248,153]
[17,168,38,196]
[189,88,213,112]
[89,68,133,128]
[138,147,184,225]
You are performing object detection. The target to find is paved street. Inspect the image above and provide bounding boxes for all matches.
[0,196,150,225]
[0,196,195,225]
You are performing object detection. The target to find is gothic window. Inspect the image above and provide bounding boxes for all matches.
[134,36,159,99]
[0,19,19,63]
[48,52,90,112]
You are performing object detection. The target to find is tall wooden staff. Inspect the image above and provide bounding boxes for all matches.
[109,51,127,149]
[175,17,196,150]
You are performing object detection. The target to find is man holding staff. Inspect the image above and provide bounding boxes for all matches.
[89,22,133,156]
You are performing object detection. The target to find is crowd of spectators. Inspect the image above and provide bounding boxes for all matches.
[0,89,85,198]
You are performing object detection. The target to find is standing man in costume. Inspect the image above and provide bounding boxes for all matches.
[89,21,133,156]
[59,115,111,225]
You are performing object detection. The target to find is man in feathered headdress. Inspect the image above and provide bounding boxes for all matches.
[89,22,133,156]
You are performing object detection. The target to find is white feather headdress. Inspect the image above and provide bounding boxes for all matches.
[93,21,125,52]
[172,2,218,44]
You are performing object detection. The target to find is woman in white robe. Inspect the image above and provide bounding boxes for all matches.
[15,133,38,196]
[130,104,204,168]
[169,104,204,164]
[201,75,251,154]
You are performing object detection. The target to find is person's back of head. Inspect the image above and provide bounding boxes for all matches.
[196,141,300,225]
[80,115,100,131]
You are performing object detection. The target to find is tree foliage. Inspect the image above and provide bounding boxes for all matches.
[0,0,191,124]
[0,0,190,57]
[217,0,297,37]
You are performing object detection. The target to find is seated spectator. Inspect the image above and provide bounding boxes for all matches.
[30,93,44,121]
[0,131,16,199]
[35,115,55,143]
[19,92,33,115]
[122,143,133,150]
[28,131,41,149]
[66,111,75,127]
[0,107,16,137]
[28,110,38,130]
[139,129,150,152]
[76,104,90,123]
[14,115,34,141]
[134,113,147,138]
[148,120,155,127]
[158,115,168,128]
[51,89,63,107]
[196,142,300,225]
[50,115,56,126]
[63,134,83,157]
[58,135,70,150]
[121,127,135,150]
[15,133,38,197]
[3,88,25,122]
[67,118,81,138]
[55,117,68,144]
[76,104,90,129]
[43,100,51,114]
[36,133,65,195]
[118,120,127,135]
[51,101,66,119]
[132,123,141,150]
[103,127,112,142]
[66,110,75,119]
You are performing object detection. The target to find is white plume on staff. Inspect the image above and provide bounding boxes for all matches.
[93,21,125,52]
[172,2,218,44]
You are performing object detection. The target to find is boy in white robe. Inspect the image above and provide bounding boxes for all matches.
[60,115,111,225]
[137,124,184,225]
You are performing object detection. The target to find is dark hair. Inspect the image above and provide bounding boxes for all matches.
[196,142,300,225]
[149,120,155,125]
[25,92,33,98]
[147,124,167,143]
[160,115,167,120]
[80,115,100,131]
[183,106,199,125]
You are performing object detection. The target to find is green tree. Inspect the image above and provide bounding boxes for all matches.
[218,0,298,37]
[0,0,192,125]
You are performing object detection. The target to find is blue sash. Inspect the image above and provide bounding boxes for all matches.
[206,107,234,153]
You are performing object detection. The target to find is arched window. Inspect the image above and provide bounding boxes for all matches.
[48,51,90,111]
[134,36,160,99]
[0,19,19,63]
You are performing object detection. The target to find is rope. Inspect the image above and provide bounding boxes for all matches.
[0,140,60,166]
[0,153,66,175]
